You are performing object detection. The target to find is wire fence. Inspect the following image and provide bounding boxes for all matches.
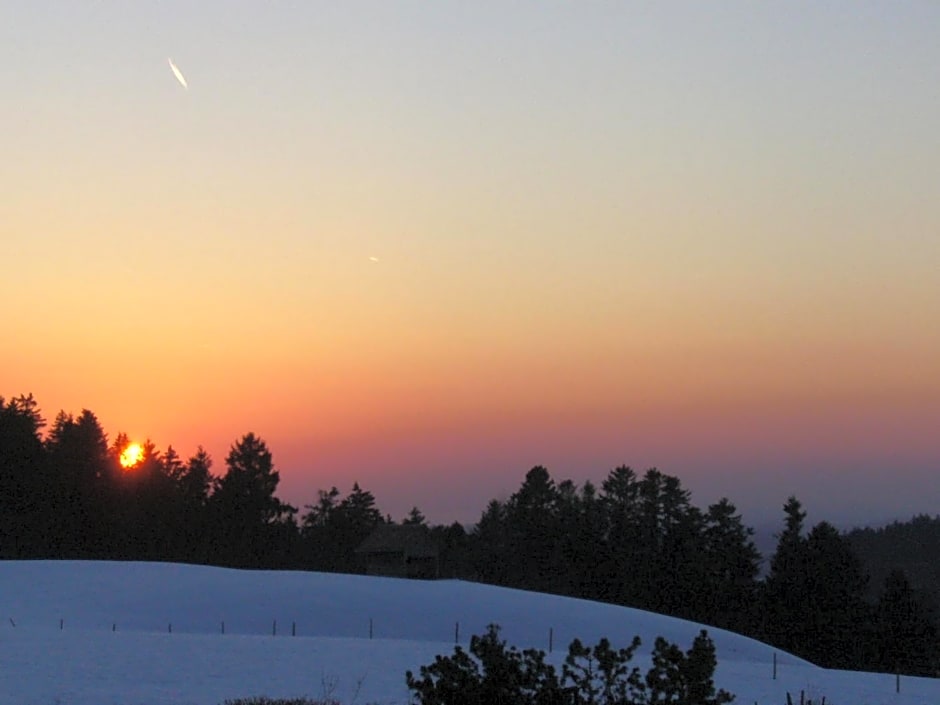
[1,614,919,696]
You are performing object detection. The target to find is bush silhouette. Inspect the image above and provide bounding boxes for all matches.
[406,624,734,705]
[406,624,564,704]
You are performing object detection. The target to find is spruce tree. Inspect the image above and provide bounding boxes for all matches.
[875,568,939,675]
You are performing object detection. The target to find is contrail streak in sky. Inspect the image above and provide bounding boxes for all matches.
[168,58,188,90]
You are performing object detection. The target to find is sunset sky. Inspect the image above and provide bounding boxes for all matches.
[3,1,938,529]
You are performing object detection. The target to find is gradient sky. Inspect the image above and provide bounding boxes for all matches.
[3,1,938,530]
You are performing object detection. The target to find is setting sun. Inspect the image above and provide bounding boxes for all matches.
[120,442,144,469]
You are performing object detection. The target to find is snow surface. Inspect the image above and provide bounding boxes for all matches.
[0,560,937,704]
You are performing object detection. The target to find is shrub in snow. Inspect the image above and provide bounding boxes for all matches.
[644,630,734,705]
[406,624,735,705]
[406,623,564,704]
[563,635,645,704]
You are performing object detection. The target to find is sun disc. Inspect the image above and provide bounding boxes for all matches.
[120,442,144,469]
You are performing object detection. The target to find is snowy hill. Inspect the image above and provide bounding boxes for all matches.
[0,560,937,704]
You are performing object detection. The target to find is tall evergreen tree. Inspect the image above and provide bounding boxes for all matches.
[470,499,511,585]
[180,446,214,507]
[762,503,871,668]
[551,479,605,598]
[505,466,560,591]
[700,498,761,631]
[300,482,384,573]
[599,468,700,615]
[216,433,288,523]
[0,394,48,556]
[169,446,215,563]
[337,482,382,533]
[0,395,46,510]
[301,486,346,571]
[336,482,383,560]
[574,480,607,598]
[599,465,644,605]
[44,409,111,557]
[162,445,184,482]
[875,568,940,675]
[799,521,871,668]
[639,470,701,616]
[761,496,808,650]
[210,433,295,566]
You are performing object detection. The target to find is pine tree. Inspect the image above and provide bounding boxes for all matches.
[505,466,560,591]
[636,468,698,614]
[470,499,511,584]
[403,506,427,525]
[799,521,871,668]
[210,433,295,566]
[0,394,48,556]
[875,568,939,675]
[301,486,346,572]
[337,482,382,532]
[333,482,383,571]
[44,408,111,557]
[181,446,214,507]
[599,466,644,605]
[0,394,46,514]
[761,496,808,651]
[700,498,761,631]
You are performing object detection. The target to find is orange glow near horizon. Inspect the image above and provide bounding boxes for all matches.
[120,443,144,470]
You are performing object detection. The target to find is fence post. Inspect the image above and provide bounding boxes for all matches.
[60,618,64,631]
[292,621,296,637]
[112,623,116,632]
[773,652,777,680]
[369,617,373,640]
[168,623,172,634]
[8,618,15,628]
[896,671,900,693]
[273,620,277,636]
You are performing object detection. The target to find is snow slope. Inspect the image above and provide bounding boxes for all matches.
[0,560,937,704]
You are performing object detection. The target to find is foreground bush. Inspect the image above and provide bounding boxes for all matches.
[406,624,734,705]
[406,624,563,704]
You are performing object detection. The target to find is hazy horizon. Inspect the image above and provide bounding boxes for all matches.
[4,2,938,531]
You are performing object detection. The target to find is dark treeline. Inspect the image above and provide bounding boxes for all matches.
[846,516,940,609]
[1,393,938,677]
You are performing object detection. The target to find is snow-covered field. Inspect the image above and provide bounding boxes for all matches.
[0,561,936,704]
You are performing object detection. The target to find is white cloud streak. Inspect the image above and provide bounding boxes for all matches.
[168,58,188,90]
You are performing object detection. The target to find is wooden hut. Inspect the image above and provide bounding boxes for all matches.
[355,524,440,579]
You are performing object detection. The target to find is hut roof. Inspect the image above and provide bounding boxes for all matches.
[355,524,439,558]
